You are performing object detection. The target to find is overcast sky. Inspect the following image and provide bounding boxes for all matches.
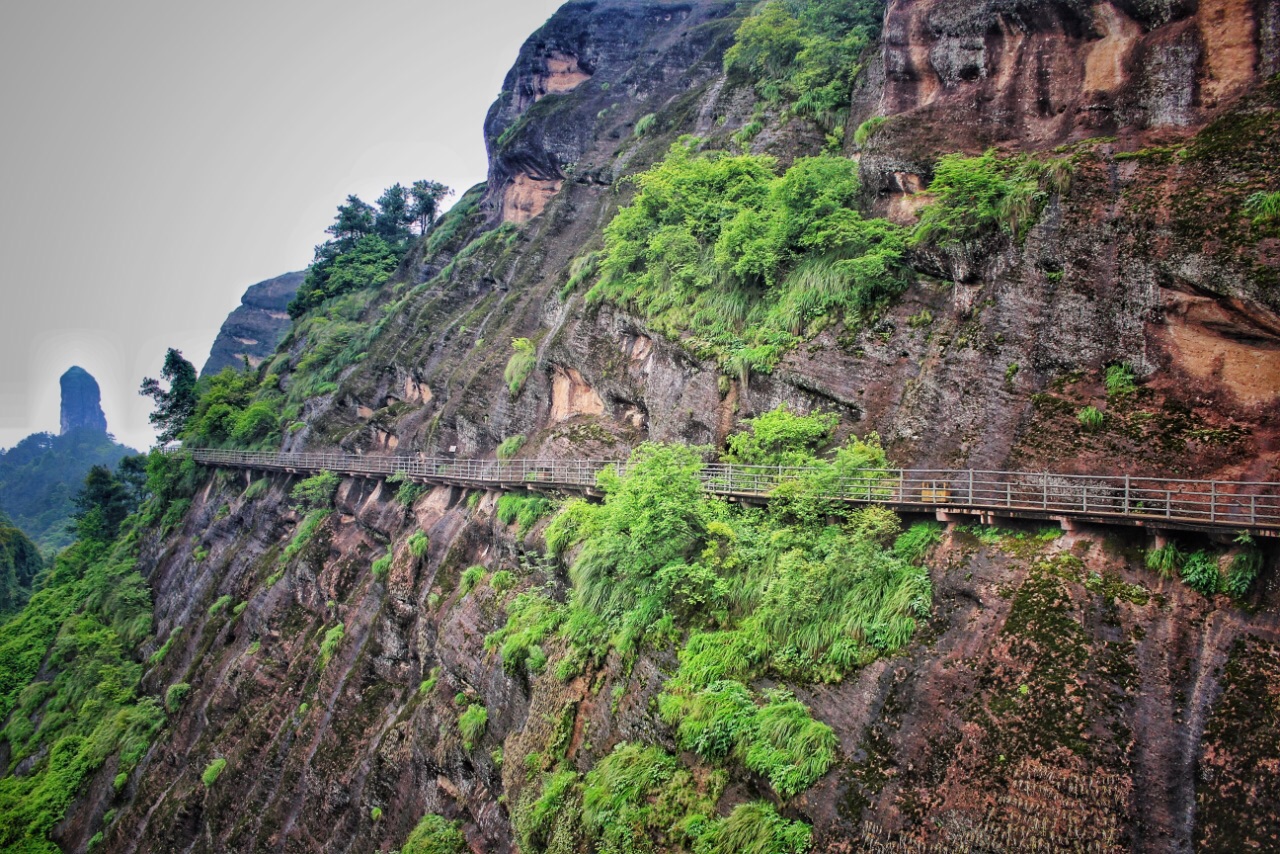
[0,0,564,452]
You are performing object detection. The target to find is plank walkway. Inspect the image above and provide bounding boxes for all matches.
[189,448,1280,537]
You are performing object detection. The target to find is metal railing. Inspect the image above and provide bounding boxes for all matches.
[189,448,1280,533]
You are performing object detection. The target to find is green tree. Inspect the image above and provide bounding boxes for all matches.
[72,464,136,541]
[375,183,413,245]
[327,194,375,246]
[409,180,453,234]
[139,348,198,444]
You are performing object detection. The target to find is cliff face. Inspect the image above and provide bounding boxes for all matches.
[53,1,1280,852]
[202,271,303,377]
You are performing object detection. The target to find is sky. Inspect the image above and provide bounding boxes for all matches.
[0,0,565,452]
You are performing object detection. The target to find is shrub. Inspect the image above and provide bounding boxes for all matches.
[1181,550,1222,596]
[387,470,427,507]
[402,813,468,854]
[1104,362,1138,396]
[372,552,392,580]
[893,521,943,564]
[1145,543,1184,578]
[913,150,1070,247]
[165,682,191,713]
[725,0,884,129]
[408,531,430,559]
[370,806,383,821]
[1244,190,1280,227]
[319,622,345,666]
[281,509,331,565]
[505,338,537,396]
[460,565,486,595]
[497,435,526,460]
[589,142,908,376]
[490,570,516,593]
[420,667,440,696]
[496,493,555,536]
[458,703,488,750]
[1077,406,1105,431]
[696,801,812,854]
[854,115,888,146]
[290,470,340,511]
[242,478,269,500]
[202,758,227,786]
[634,113,657,137]
[208,594,232,617]
[1226,544,1263,598]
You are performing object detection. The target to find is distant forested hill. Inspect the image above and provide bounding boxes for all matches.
[0,430,136,552]
[0,511,43,615]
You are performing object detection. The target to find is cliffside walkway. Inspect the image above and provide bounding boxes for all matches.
[189,448,1280,537]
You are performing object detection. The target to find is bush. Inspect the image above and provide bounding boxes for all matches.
[589,142,908,376]
[1145,543,1184,578]
[402,813,468,854]
[387,470,427,507]
[894,522,943,564]
[1104,362,1137,396]
[458,703,488,750]
[460,565,486,595]
[408,531,430,559]
[496,493,555,536]
[165,682,191,713]
[202,758,227,786]
[208,594,232,617]
[281,509,331,565]
[725,0,884,129]
[1181,550,1222,596]
[913,150,1070,247]
[1226,546,1263,598]
[696,801,812,854]
[490,570,516,593]
[505,338,537,396]
[497,435,526,460]
[634,113,657,137]
[319,622,345,667]
[1077,406,1105,431]
[370,806,383,821]
[372,552,392,580]
[291,470,340,511]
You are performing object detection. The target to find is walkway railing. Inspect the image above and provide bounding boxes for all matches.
[189,448,1280,534]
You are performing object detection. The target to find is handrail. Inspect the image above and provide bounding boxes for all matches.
[185,447,1280,533]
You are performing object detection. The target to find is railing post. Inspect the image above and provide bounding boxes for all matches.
[1251,493,1257,526]
[1005,480,1011,507]
[1123,475,1130,515]
[1042,472,1047,509]
[1211,481,1217,522]
[968,470,974,505]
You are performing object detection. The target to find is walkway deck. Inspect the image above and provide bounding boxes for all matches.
[189,448,1280,537]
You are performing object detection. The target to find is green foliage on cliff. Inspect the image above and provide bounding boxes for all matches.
[0,499,165,851]
[291,470,340,511]
[458,702,488,750]
[590,141,907,376]
[913,150,1072,247]
[493,407,932,850]
[402,813,468,854]
[504,337,537,396]
[289,180,453,318]
[0,514,45,616]
[726,0,885,128]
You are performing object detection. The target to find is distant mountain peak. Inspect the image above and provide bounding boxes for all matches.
[59,366,107,435]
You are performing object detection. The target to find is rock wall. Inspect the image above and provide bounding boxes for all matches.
[202,271,303,377]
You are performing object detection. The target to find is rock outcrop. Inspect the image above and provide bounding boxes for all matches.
[58,366,107,435]
[202,271,303,376]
